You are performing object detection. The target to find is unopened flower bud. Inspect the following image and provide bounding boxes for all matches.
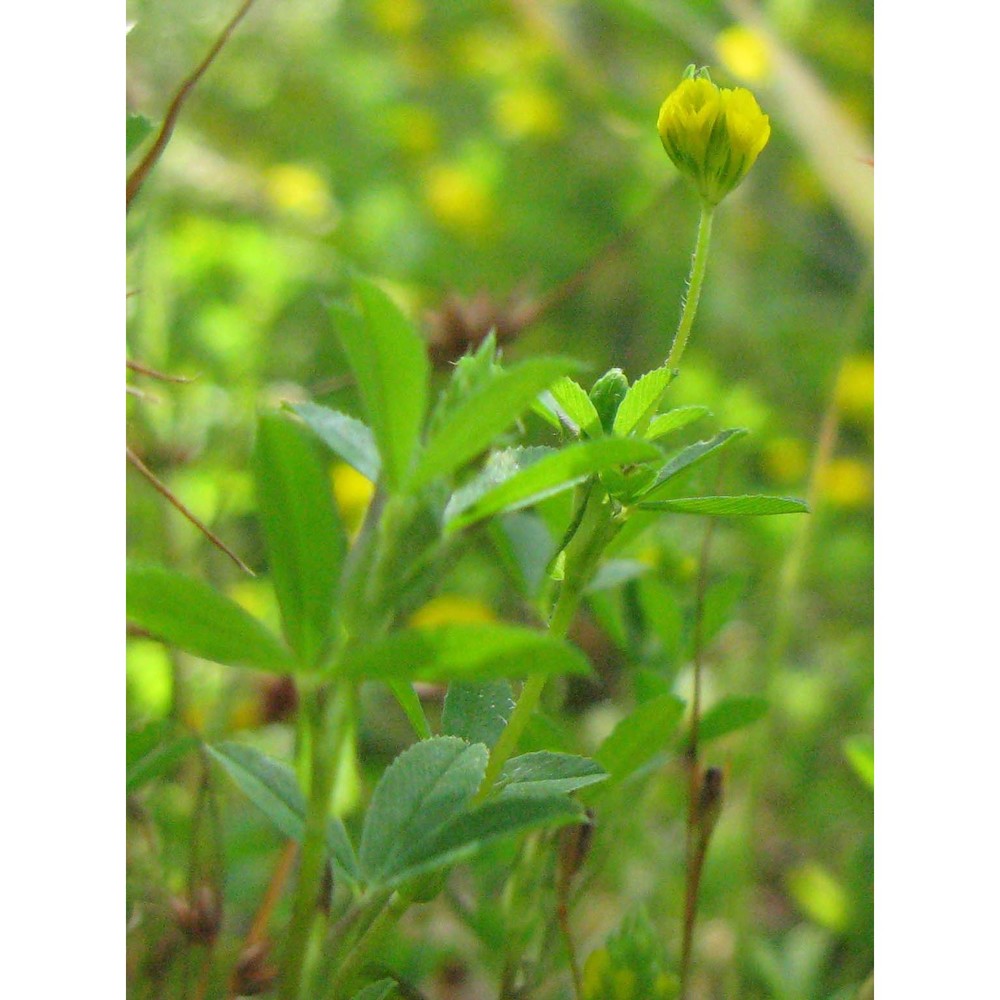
[657,67,770,206]
[558,810,596,889]
[170,883,222,946]
[233,939,279,996]
[589,369,629,433]
[697,765,724,840]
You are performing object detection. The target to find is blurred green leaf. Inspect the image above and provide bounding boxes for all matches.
[843,735,874,790]
[126,564,297,673]
[208,742,359,884]
[126,112,154,157]
[126,721,198,793]
[291,404,380,482]
[446,438,662,531]
[636,495,809,516]
[388,680,432,740]
[442,681,516,748]
[613,365,674,435]
[359,737,487,885]
[639,578,685,666]
[497,752,607,797]
[594,694,686,786]
[254,413,345,669]
[697,695,770,743]
[333,277,429,491]
[585,558,650,593]
[492,512,555,600]
[412,357,580,489]
[788,861,851,932]
[349,982,397,1000]
[340,625,591,683]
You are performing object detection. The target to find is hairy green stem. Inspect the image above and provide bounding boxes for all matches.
[280,678,356,1000]
[666,204,715,372]
[323,891,408,999]
[478,486,617,798]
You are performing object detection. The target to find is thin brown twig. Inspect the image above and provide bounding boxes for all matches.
[126,0,257,210]
[127,359,196,383]
[245,841,299,949]
[126,445,255,576]
[191,947,215,1000]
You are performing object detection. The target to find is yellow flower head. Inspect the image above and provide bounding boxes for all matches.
[657,66,770,205]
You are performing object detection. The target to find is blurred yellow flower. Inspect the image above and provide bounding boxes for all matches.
[715,25,773,84]
[408,595,496,629]
[657,68,770,205]
[492,85,564,140]
[264,164,334,223]
[228,698,263,732]
[835,355,874,420]
[423,163,494,235]
[582,948,612,997]
[820,457,873,508]
[763,436,809,485]
[367,0,424,35]
[331,463,375,536]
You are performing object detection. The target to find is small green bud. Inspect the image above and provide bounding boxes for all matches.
[589,368,629,433]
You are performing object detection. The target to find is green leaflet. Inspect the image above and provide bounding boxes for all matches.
[613,365,674,435]
[496,752,608,797]
[332,278,429,491]
[696,695,769,743]
[594,694,686,787]
[638,428,747,501]
[340,624,591,684]
[359,737,488,884]
[126,113,154,157]
[254,413,345,669]
[388,795,581,888]
[126,564,297,673]
[411,357,580,489]
[445,438,662,532]
[290,404,381,482]
[645,405,711,441]
[387,681,433,740]
[442,681,516,748]
[547,376,603,437]
[208,742,359,885]
[635,495,809,516]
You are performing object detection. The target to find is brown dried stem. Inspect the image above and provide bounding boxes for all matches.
[126,0,257,210]
[126,445,255,576]
[127,359,195,383]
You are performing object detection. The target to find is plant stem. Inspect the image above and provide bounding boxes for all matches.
[280,678,355,1000]
[481,573,581,788]
[679,516,718,998]
[666,204,715,372]
[323,892,408,999]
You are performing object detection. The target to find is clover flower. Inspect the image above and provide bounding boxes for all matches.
[657,66,770,205]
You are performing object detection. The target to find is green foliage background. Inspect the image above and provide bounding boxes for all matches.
[126,0,872,996]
